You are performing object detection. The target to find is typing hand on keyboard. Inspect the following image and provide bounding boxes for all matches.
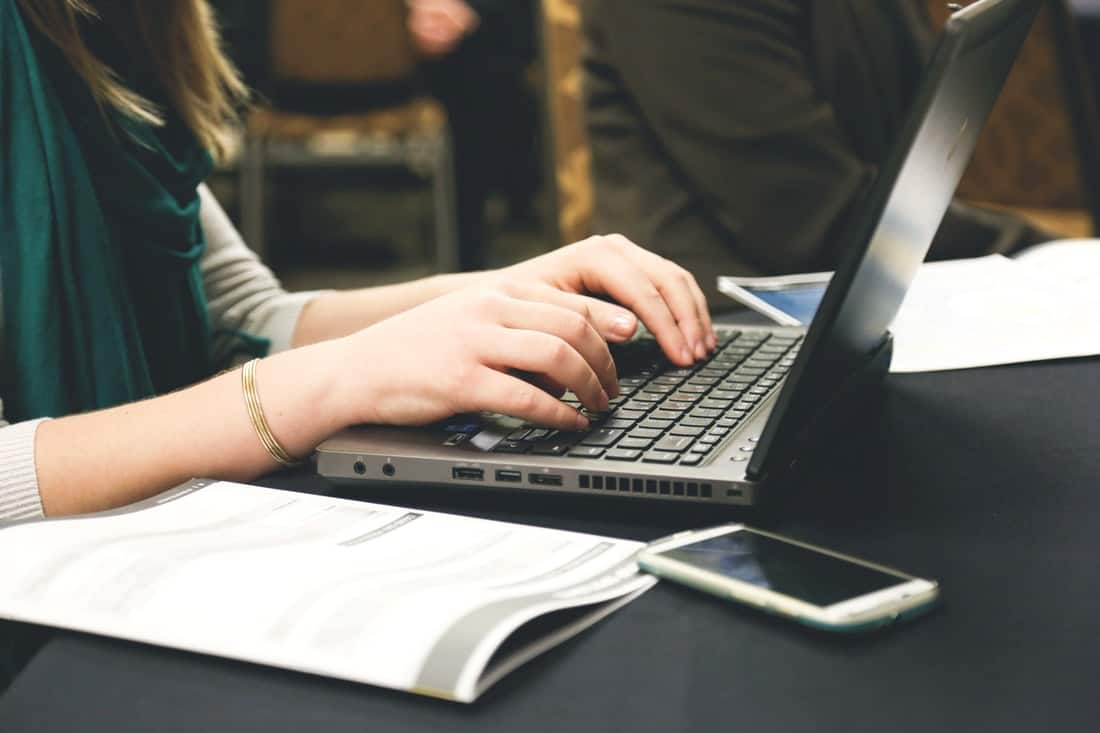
[493,331,803,465]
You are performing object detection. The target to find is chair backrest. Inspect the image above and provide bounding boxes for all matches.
[539,0,593,245]
[269,0,417,85]
[928,0,1100,232]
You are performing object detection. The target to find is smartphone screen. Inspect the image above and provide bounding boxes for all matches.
[660,529,908,607]
[743,284,827,325]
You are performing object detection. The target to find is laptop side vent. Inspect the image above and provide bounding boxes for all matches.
[577,474,712,499]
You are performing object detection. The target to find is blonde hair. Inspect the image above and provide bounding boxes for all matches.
[17,0,247,162]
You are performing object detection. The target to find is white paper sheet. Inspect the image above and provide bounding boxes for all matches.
[890,243,1100,372]
[718,240,1100,373]
[0,480,654,702]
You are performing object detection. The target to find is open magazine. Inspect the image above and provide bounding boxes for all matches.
[0,480,654,703]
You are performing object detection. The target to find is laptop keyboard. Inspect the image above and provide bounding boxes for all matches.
[491,330,803,466]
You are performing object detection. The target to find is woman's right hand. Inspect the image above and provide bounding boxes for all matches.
[337,285,628,431]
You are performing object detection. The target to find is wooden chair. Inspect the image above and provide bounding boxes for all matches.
[237,0,459,270]
[538,0,593,246]
[929,0,1100,238]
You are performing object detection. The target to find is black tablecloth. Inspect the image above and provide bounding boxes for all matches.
[2,360,1099,731]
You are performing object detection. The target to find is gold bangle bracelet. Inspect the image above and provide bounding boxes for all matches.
[241,358,302,467]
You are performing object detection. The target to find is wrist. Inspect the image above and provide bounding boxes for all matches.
[324,333,387,427]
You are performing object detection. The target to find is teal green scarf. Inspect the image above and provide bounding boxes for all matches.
[0,0,216,422]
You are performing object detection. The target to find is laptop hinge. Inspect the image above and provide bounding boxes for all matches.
[745,332,893,484]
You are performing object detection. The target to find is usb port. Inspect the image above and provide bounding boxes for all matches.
[452,467,484,481]
[495,470,522,483]
[529,473,562,486]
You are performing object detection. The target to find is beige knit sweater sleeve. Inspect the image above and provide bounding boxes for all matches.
[0,185,327,521]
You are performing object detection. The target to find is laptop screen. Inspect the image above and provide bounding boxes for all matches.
[748,0,1042,480]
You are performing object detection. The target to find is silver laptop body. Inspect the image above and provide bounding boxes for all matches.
[317,0,1040,505]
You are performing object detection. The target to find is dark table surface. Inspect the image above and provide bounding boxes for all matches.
[2,358,1099,732]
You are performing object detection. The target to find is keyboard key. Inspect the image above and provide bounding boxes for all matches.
[531,442,572,455]
[669,425,704,437]
[699,399,732,411]
[506,429,531,441]
[699,435,722,445]
[620,400,654,413]
[710,390,742,401]
[682,417,713,428]
[690,408,722,419]
[618,437,653,450]
[653,435,695,452]
[494,440,529,454]
[679,454,703,466]
[716,419,739,428]
[678,384,708,394]
[639,418,674,431]
[631,392,662,403]
[629,428,663,440]
[658,399,693,413]
[605,449,642,461]
[569,446,605,458]
[608,408,646,422]
[649,410,682,421]
[601,418,637,430]
[581,429,625,447]
[643,450,680,464]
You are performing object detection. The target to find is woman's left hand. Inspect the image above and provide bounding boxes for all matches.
[496,234,716,366]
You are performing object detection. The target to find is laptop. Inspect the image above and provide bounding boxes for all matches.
[317,0,1041,505]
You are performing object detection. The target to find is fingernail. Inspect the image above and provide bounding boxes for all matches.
[611,314,636,337]
[707,333,717,350]
[599,390,610,410]
[681,346,692,363]
[694,342,706,360]
[575,413,590,430]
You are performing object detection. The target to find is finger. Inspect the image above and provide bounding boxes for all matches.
[483,328,609,413]
[499,280,638,343]
[498,298,618,398]
[651,262,710,360]
[621,245,713,359]
[685,272,717,350]
[516,371,567,399]
[469,368,589,431]
[576,247,693,366]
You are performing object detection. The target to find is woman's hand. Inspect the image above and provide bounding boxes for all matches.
[497,234,716,366]
[341,284,622,431]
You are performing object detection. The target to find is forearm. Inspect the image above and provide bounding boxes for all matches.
[36,338,352,516]
[291,271,486,346]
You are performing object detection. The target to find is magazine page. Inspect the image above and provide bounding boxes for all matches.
[0,480,654,702]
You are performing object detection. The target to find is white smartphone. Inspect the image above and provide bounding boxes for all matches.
[716,273,832,326]
[638,524,939,632]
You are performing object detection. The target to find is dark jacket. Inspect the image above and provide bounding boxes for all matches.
[583,0,1038,299]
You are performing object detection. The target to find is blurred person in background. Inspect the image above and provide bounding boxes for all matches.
[583,0,1050,302]
[408,0,541,270]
